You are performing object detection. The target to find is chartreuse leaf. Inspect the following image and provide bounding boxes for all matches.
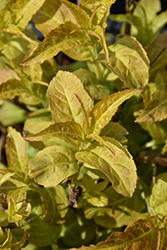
[0,211,8,227]
[136,71,167,123]
[0,227,12,249]
[3,24,38,46]
[71,216,167,250]
[26,122,86,144]
[60,0,89,28]
[6,127,29,176]
[21,22,91,66]
[47,71,94,129]
[29,145,79,187]
[10,228,29,250]
[100,122,128,144]
[7,185,29,204]
[82,174,108,207]
[84,183,146,228]
[89,88,142,135]
[2,0,46,30]
[147,31,167,77]
[98,36,149,88]
[8,197,31,223]
[0,79,32,100]
[80,0,116,28]
[150,173,167,217]
[140,119,167,143]
[37,185,69,224]
[76,138,137,197]
[32,0,77,36]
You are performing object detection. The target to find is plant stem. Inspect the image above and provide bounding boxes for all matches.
[21,213,44,227]
[135,155,167,167]
[150,43,167,66]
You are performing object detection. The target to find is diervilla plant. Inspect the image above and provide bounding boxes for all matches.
[0,0,167,249]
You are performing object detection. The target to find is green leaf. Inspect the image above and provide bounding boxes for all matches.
[59,209,97,248]
[25,122,85,144]
[150,173,167,217]
[0,211,9,227]
[60,0,90,28]
[2,0,46,29]
[10,228,29,250]
[100,122,128,144]
[76,138,137,197]
[140,119,167,143]
[89,88,142,135]
[47,71,94,129]
[8,197,31,223]
[80,0,116,28]
[82,174,108,207]
[0,100,26,126]
[136,71,167,123]
[21,22,91,66]
[22,191,61,247]
[98,36,149,88]
[37,185,69,224]
[0,227,12,249]
[0,79,32,100]
[3,24,38,46]
[7,185,28,204]
[71,216,167,250]
[32,0,77,36]
[84,183,146,228]
[6,127,29,176]
[29,145,79,187]
[89,26,109,61]
[64,45,94,61]
[148,31,167,77]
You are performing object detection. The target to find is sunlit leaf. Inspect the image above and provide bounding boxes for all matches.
[2,0,46,29]
[0,227,12,249]
[0,79,32,100]
[37,185,69,224]
[47,71,94,129]
[32,0,77,36]
[6,127,29,176]
[84,183,146,228]
[82,174,108,207]
[80,0,116,28]
[100,122,128,144]
[7,185,28,204]
[136,71,167,123]
[140,119,167,143]
[60,0,89,28]
[8,197,31,223]
[0,100,26,127]
[150,173,167,217]
[98,36,149,88]
[71,216,167,250]
[21,22,91,66]
[76,138,137,197]
[89,88,142,135]
[26,122,85,144]
[29,145,79,187]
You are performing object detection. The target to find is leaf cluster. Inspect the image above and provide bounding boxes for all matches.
[0,0,167,249]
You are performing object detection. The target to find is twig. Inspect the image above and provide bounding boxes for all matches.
[21,213,44,227]
[135,155,167,167]
[150,43,167,66]
[152,164,157,186]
